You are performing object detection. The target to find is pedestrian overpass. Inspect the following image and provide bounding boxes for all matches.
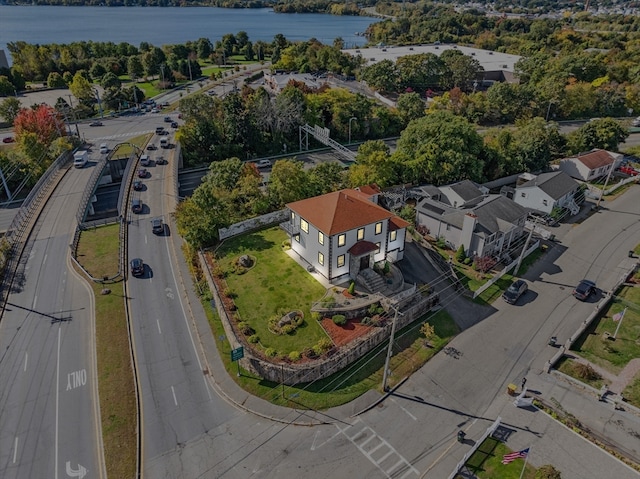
[299,124,356,163]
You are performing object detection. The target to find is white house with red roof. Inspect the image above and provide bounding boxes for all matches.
[283,188,409,283]
[558,149,623,182]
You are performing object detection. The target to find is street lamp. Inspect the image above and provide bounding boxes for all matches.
[546,100,555,122]
[348,117,357,145]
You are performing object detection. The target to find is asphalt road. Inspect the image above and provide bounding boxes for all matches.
[0,161,104,479]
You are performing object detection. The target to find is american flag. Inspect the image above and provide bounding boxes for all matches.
[502,448,529,465]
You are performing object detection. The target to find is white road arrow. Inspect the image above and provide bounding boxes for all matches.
[65,461,87,479]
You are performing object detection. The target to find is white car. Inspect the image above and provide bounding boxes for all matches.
[99,143,109,154]
[256,159,272,169]
[632,117,640,127]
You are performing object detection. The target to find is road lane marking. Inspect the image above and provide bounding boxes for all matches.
[55,327,61,479]
[391,397,417,421]
[33,296,37,308]
[13,437,18,463]
[66,369,87,391]
[156,319,162,334]
[171,386,178,406]
[23,352,28,372]
[43,253,47,265]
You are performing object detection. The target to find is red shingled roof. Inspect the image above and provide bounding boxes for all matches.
[356,183,382,196]
[349,241,378,256]
[575,149,615,170]
[287,189,405,235]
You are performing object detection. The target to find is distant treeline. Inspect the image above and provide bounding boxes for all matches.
[1,0,375,13]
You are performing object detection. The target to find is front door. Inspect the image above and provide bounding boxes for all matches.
[359,255,369,271]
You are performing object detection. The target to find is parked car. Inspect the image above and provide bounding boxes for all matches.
[99,143,109,154]
[2,136,15,143]
[151,108,159,114]
[89,120,103,127]
[155,126,165,134]
[502,279,528,305]
[164,116,172,123]
[632,117,640,127]
[156,156,166,165]
[146,144,157,151]
[170,121,178,128]
[140,155,150,167]
[151,218,164,234]
[617,165,639,176]
[131,198,143,213]
[133,180,143,191]
[255,159,272,169]
[137,168,148,178]
[573,279,596,301]
[130,258,144,277]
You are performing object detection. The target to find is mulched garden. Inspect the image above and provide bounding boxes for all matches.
[319,317,374,347]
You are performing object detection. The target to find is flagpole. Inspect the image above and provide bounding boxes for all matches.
[613,308,627,340]
[518,446,530,479]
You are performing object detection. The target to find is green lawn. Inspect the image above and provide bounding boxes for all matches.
[570,286,640,374]
[461,437,536,479]
[216,226,328,356]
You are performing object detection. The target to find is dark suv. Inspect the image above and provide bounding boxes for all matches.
[502,279,528,305]
[573,279,596,301]
[132,198,142,214]
[130,258,144,277]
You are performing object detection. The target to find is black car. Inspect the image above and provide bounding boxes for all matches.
[573,279,596,301]
[133,180,143,191]
[164,116,172,122]
[138,168,148,178]
[170,121,178,128]
[502,279,528,305]
[146,144,157,151]
[89,121,103,127]
[132,198,142,214]
[151,218,164,235]
[130,258,144,277]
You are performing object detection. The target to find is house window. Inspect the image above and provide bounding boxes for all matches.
[521,192,526,198]
[375,222,382,234]
[300,218,309,233]
[337,254,345,267]
[446,224,451,231]
[338,234,346,246]
[291,211,295,222]
[318,252,324,266]
[318,231,324,245]
[357,228,365,240]
[375,242,381,253]
[542,199,548,206]
[294,234,300,243]
[389,230,397,242]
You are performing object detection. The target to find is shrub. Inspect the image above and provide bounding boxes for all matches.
[211,264,226,278]
[237,321,254,335]
[234,265,247,275]
[322,297,337,307]
[573,363,601,381]
[248,334,260,343]
[265,347,278,357]
[420,322,435,341]
[348,281,355,295]
[463,257,472,265]
[455,245,466,262]
[368,303,380,315]
[436,237,446,249]
[383,261,390,274]
[535,465,562,479]
[295,315,304,326]
[361,316,371,325]
[288,351,301,362]
[281,324,296,334]
[311,311,321,321]
[332,314,346,326]
[223,288,236,298]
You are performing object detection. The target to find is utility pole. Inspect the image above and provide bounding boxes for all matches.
[515,217,537,276]
[596,159,617,209]
[382,305,403,392]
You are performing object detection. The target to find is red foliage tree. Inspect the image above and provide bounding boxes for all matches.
[14,104,66,144]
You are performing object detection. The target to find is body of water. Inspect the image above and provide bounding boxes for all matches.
[0,6,377,65]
